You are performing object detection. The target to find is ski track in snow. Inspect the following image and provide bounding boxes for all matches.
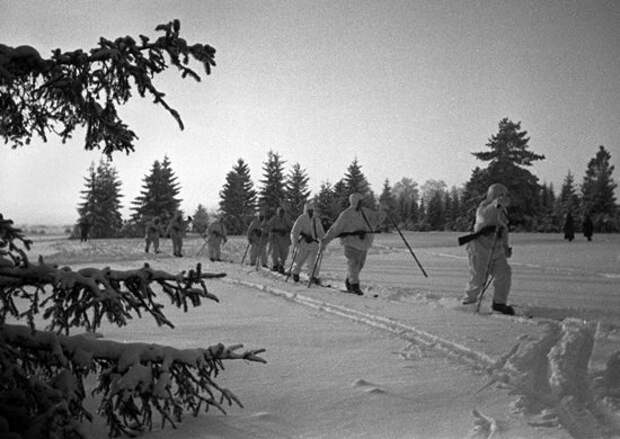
[223,268,620,439]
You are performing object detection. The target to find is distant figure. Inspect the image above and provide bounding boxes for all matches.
[461,183,514,315]
[145,216,162,253]
[247,211,269,267]
[167,212,191,257]
[290,201,325,283]
[583,214,594,241]
[206,216,227,261]
[320,193,386,295]
[267,207,292,274]
[79,216,91,242]
[563,212,575,242]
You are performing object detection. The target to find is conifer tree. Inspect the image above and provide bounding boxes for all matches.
[192,204,210,234]
[537,182,557,232]
[333,179,349,210]
[393,178,419,229]
[343,159,372,205]
[1,21,266,439]
[314,182,338,229]
[378,179,397,230]
[470,118,545,229]
[258,150,286,215]
[285,163,311,218]
[555,172,580,225]
[580,145,617,231]
[77,158,123,238]
[219,158,257,234]
[426,190,445,230]
[131,156,182,225]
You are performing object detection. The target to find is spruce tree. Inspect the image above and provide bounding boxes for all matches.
[378,179,397,230]
[426,190,445,231]
[537,182,557,232]
[258,150,286,216]
[77,158,123,238]
[580,145,617,231]
[555,172,580,225]
[343,159,372,204]
[131,156,182,225]
[470,118,545,229]
[285,163,311,218]
[393,178,419,230]
[192,204,210,234]
[1,21,265,439]
[219,158,257,234]
[314,182,338,229]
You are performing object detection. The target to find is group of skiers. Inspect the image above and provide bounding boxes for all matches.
[242,192,386,295]
[92,181,602,315]
[143,211,193,257]
[137,184,520,310]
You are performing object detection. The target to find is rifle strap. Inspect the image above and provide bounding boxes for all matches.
[359,207,373,233]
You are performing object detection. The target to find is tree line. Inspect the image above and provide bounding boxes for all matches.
[77,118,618,237]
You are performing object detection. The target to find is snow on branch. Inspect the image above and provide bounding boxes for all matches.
[2,324,266,437]
[0,216,266,438]
[0,19,217,156]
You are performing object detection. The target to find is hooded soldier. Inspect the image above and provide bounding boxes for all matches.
[267,207,292,273]
[290,200,325,284]
[167,211,189,257]
[320,193,386,295]
[206,216,227,261]
[145,216,162,253]
[461,183,514,315]
[247,211,269,267]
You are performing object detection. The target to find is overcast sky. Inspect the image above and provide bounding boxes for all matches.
[1,0,619,225]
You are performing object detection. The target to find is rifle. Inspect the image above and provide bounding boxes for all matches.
[457,225,497,246]
[336,230,381,239]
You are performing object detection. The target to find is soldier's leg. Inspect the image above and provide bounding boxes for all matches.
[153,236,160,253]
[292,244,309,275]
[259,241,268,266]
[491,256,511,305]
[249,243,258,265]
[270,239,279,270]
[462,242,488,303]
[215,239,222,260]
[344,246,363,284]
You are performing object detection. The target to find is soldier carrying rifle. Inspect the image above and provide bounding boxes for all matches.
[320,193,386,295]
[206,216,227,261]
[290,201,325,283]
[459,183,514,315]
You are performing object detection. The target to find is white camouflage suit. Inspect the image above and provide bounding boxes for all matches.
[462,184,512,305]
[321,193,386,291]
[290,201,325,278]
[206,219,227,261]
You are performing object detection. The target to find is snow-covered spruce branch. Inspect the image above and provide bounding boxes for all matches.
[1,324,266,437]
[0,19,216,156]
[0,259,224,334]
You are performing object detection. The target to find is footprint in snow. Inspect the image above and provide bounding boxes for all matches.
[352,379,386,394]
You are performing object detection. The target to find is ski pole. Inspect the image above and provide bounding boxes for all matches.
[240,242,250,265]
[476,228,500,312]
[196,234,208,257]
[387,215,428,278]
[285,244,300,282]
[307,247,323,288]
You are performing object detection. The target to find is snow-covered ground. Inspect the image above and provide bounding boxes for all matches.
[30,232,620,438]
